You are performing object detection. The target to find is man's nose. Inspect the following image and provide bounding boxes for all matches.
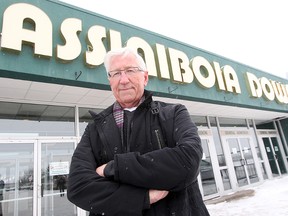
[119,71,130,82]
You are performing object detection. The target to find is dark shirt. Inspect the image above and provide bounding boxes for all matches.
[123,110,135,152]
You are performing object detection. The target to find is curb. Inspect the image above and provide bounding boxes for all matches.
[205,189,255,205]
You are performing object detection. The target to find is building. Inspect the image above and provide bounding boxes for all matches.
[0,0,288,215]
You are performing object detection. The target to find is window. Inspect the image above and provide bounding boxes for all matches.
[0,102,75,136]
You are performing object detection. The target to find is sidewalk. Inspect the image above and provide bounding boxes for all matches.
[205,176,288,216]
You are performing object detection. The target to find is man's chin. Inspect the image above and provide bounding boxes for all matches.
[119,97,139,108]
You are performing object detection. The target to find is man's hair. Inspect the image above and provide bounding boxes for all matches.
[103,47,147,73]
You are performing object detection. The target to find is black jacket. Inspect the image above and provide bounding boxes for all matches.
[67,91,210,216]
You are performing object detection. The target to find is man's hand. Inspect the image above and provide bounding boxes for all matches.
[96,165,168,204]
[96,164,107,177]
[149,189,169,204]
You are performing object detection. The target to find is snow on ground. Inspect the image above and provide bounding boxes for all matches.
[206,175,288,216]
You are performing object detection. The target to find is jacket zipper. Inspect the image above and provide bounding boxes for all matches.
[103,150,108,162]
[155,129,163,149]
[126,121,133,152]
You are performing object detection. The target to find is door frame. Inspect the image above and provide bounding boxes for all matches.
[198,129,221,200]
[0,136,78,216]
[220,129,262,190]
[256,129,288,179]
[0,138,38,216]
[36,137,78,216]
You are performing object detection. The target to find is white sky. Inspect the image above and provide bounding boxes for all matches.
[206,175,288,215]
[61,0,288,79]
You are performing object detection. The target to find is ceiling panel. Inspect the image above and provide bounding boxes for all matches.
[25,90,58,101]
[0,77,287,122]
[52,93,84,104]
[0,87,28,99]
[30,82,63,93]
[0,78,31,89]
[59,85,90,95]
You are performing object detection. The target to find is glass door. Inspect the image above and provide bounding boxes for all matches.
[198,129,220,199]
[271,137,286,174]
[38,140,77,216]
[239,138,259,184]
[199,139,217,196]
[0,140,36,216]
[227,138,259,187]
[262,137,286,177]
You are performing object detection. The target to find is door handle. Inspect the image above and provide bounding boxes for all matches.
[240,158,246,166]
[38,184,44,197]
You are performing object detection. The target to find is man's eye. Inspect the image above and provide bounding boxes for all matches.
[126,69,135,74]
[113,71,121,77]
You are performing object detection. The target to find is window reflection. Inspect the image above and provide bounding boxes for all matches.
[220,168,231,190]
[79,107,103,136]
[200,139,217,196]
[0,102,75,136]
[0,143,34,216]
[218,117,247,127]
[191,115,208,127]
[41,142,76,216]
[211,127,226,167]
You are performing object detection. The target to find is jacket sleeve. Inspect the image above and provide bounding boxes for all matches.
[67,123,148,215]
[105,104,202,192]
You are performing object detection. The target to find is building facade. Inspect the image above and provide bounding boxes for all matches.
[0,0,288,215]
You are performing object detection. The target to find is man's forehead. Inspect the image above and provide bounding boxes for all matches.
[111,53,136,61]
[110,54,138,68]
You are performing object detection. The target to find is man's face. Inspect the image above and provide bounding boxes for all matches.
[108,54,148,108]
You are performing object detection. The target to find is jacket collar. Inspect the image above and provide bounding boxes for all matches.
[89,90,153,121]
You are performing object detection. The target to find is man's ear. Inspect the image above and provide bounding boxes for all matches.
[144,71,149,86]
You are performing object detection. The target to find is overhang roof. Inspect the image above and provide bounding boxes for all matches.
[0,77,287,123]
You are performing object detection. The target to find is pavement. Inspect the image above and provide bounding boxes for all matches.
[204,189,255,205]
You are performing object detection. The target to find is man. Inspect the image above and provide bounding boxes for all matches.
[67,47,210,216]
[57,175,66,197]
